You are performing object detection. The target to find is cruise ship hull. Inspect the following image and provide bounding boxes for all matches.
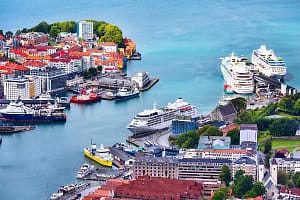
[127,120,171,137]
[0,113,66,122]
[83,149,112,167]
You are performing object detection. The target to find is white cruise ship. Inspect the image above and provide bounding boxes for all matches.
[127,98,198,136]
[220,52,254,94]
[251,44,287,78]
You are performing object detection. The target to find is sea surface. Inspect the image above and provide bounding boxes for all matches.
[0,0,300,199]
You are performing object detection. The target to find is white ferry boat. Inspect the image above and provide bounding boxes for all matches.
[220,52,254,94]
[127,98,198,136]
[251,44,287,78]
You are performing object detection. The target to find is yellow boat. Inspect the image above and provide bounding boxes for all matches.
[83,144,113,167]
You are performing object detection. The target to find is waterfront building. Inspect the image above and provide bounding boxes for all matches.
[232,156,257,180]
[171,115,199,135]
[178,158,232,181]
[280,187,300,199]
[131,71,150,88]
[240,124,258,145]
[19,32,49,46]
[133,155,178,179]
[184,148,254,162]
[98,42,118,53]
[4,76,41,100]
[198,136,231,150]
[210,102,237,123]
[29,67,66,93]
[77,21,93,41]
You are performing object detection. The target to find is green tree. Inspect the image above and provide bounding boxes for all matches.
[231,97,247,113]
[5,31,13,38]
[99,24,123,45]
[219,165,232,187]
[201,126,223,136]
[0,30,3,35]
[235,112,252,124]
[30,21,50,33]
[233,175,254,198]
[234,169,245,183]
[292,172,300,188]
[264,140,272,154]
[198,125,211,135]
[88,67,97,76]
[243,190,257,199]
[256,118,272,131]
[176,130,199,148]
[252,182,266,196]
[15,30,22,36]
[277,171,288,185]
[49,24,61,38]
[269,118,298,136]
[278,96,294,113]
[294,99,300,115]
[226,128,240,145]
[212,187,229,200]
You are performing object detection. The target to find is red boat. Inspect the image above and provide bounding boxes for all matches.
[70,89,101,104]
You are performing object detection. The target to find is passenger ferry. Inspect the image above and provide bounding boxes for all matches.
[127,98,198,136]
[251,44,287,78]
[220,52,254,94]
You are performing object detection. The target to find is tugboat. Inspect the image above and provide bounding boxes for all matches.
[0,101,66,122]
[70,89,100,104]
[115,87,140,101]
[83,144,113,167]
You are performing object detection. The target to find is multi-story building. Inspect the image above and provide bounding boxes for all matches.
[99,42,118,53]
[178,158,232,181]
[184,148,254,162]
[49,58,76,75]
[270,158,300,185]
[29,67,66,93]
[172,115,200,135]
[240,124,258,145]
[232,156,257,180]
[19,32,49,46]
[4,76,41,100]
[77,21,93,41]
[133,156,178,179]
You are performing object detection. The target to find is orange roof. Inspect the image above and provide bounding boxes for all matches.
[69,51,90,56]
[0,66,13,74]
[5,63,29,71]
[99,42,117,46]
[23,61,47,67]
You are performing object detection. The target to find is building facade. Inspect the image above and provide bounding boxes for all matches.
[232,156,257,181]
[77,21,93,41]
[4,76,41,100]
[172,115,199,135]
[240,124,258,145]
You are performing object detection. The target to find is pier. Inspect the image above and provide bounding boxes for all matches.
[253,74,297,95]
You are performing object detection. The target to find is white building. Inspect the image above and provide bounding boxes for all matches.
[184,149,254,162]
[49,58,76,75]
[270,158,300,185]
[240,124,258,145]
[4,76,41,100]
[77,21,93,41]
[99,42,118,53]
[131,71,150,88]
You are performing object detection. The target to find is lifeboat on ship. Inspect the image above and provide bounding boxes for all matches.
[224,84,234,94]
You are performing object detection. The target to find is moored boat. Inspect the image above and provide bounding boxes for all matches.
[115,87,140,101]
[70,89,100,104]
[76,163,94,179]
[83,144,113,167]
[0,101,66,122]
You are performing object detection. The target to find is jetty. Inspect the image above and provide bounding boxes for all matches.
[0,125,35,134]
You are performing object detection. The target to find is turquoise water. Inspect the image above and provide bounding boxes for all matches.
[1,1,300,199]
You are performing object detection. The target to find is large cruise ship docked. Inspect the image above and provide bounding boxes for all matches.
[220,52,254,94]
[251,44,287,78]
[127,98,198,136]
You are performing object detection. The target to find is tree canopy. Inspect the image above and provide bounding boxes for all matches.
[219,165,232,187]
[226,128,240,145]
[231,97,247,113]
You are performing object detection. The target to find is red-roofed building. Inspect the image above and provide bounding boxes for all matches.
[221,124,238,136]
[49,58,76,74]
[99,42,118,53]
[23,61,47,70]
[275,148,290,158]
[280,187,300,199]
[19,32,49,46]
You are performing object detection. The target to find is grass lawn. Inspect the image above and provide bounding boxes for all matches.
[258,131,271,144]
[275,111,298,119]
[272,140,300,152]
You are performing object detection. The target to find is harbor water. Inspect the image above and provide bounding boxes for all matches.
[1,1,300,199]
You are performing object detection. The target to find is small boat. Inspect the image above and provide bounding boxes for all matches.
[70,89,100,104]
[0,124,35,134]
[129,52,142,60]
[76,163,94,179]
[83,144,113,167]
[115,87,140,101]
[224,84,234,94]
